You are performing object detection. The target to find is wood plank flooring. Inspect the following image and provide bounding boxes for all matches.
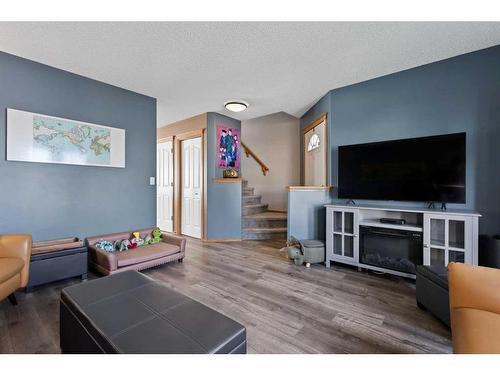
[0,238,451,353]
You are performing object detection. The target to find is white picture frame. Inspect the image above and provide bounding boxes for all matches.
[6,108,125,168]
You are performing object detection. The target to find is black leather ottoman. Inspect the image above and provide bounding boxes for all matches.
[416,265,450,327]
[60,271,246,353]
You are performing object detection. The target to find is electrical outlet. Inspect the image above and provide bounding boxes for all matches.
[149,177,155,185]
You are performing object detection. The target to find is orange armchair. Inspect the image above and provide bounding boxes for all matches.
[448,262,500,353]
[0,234,32,305]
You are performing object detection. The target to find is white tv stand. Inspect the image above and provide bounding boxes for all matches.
[324,202,481,279]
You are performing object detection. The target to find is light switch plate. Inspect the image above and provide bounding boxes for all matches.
[149,177,155,185]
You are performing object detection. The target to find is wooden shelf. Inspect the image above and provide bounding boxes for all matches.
[211,178,242,183]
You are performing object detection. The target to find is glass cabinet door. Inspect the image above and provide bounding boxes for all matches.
[424,214,470,266]
[330,209,358,262]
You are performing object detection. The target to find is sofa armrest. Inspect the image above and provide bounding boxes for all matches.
[161,233,186,253]
[88,245,118,273]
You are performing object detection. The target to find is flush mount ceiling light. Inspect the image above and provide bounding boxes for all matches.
[224,101,248,112]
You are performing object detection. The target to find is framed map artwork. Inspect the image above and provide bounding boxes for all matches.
[6,108,125,168]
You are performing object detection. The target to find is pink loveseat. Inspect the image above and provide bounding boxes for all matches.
[86,228,186,276]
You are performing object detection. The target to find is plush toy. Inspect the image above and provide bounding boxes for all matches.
[131,231,145,247]
[95,240,114,252]
[144,235,152,245]
[113,240,122,252]
[120,239,131,251]
[151,227,162,244]
[286,236,325,268]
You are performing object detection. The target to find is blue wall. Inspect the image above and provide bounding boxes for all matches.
[288,190,331,241]
[297,45,500,236]
[206,112,242,239]
[0,52,157,241]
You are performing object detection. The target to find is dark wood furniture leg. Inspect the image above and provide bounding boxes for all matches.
[8,293,17,306]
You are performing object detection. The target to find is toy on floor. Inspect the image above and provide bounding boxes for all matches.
[286,236,325,267]
[95,240,114,252]
[150,227,162,244]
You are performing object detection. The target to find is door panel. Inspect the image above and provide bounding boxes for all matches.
[157,141,173,232]
[182,137,202,238]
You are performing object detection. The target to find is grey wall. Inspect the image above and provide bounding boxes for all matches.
[242,112,300,211]
[206,112,242,239]
[296,45,500,237]
[0,52,157,241]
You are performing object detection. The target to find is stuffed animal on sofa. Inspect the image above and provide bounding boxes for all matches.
[150,227,162,244]
[144,235,152,245]
[119,239,130,251]
[95,240,114,253]
[131,231,145,247]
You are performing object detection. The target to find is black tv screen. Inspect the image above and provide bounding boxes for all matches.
[338,133,466,203]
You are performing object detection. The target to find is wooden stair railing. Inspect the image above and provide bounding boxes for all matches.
[241,141,269,176]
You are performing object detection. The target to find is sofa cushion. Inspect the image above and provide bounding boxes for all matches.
[0,258,24,283]
[116,243,180,267]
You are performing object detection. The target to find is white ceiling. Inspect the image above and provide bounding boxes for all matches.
[1,22,500,127]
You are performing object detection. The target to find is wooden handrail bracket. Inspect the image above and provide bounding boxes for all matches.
[241,141,270,176]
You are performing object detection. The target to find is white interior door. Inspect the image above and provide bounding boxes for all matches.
[182,137,202,238]
[304,121,326,186]
[157,141,174,232]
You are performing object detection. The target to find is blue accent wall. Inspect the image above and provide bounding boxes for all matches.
[206,112,242,239]
[297,45,500,237]
[0,52,157,241]
[288,190,331,241]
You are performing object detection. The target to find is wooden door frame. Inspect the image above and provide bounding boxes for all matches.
[302,112,329,186]
[173,129,205,238]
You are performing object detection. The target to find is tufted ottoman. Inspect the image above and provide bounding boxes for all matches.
[60,271,246,353]
[416,265,450,327]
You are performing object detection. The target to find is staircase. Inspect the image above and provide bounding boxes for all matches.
[242,179,287,240]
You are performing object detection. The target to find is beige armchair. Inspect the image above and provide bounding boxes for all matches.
[0,234,32,305]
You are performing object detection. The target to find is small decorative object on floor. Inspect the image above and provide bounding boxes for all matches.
[286,236,325,267]
[223,168,239,178]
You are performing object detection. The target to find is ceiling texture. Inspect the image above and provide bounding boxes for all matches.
[1,22,500,127]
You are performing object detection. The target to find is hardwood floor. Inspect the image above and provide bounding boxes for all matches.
[0,238,451,353]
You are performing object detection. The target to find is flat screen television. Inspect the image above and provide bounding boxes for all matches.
[338,133,466,203]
